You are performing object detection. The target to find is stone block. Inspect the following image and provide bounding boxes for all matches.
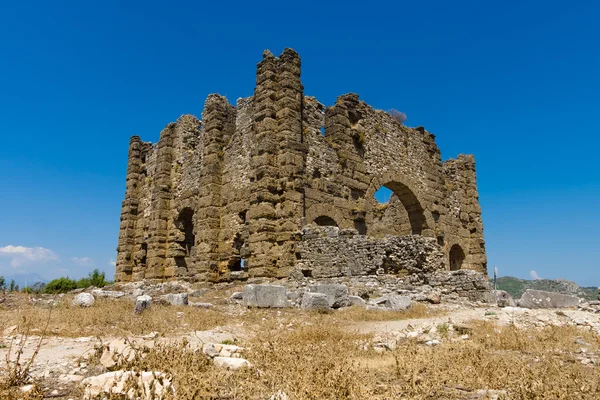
[160,293,189,306]
[371,295,412,311]
[493,290,516,307]
[518,289,579,309]
[309,284,351,308]
[134,295,152,314]
[301,292,330,310]
[72,293,95,308]
[242,284,288,308]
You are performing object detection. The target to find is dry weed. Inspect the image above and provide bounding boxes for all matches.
[98,320,600,399]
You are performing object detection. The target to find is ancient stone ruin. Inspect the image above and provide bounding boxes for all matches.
[115,48,487,286]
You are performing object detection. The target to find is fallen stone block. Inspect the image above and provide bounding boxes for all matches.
[213,356,251,370]
[134,295,152,314]
[229,292,243,304]
[309,284,350,308]
[371,295,412,311]
[349,295,366,307]
[92,290,126,299]
[72,293,95,308]
[518,289,579,309]
[189,302,213,308]
[160,293,188,306]
[493,290,515,307]
[301,292,330,310]
[242,284,288,308]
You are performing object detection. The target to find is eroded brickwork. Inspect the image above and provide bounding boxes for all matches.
[115,49,487,283]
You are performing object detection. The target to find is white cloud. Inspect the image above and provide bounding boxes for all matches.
[71,257,93,266]
[110,259,116,267]
[530,270,542,280]
[0,245,58,268]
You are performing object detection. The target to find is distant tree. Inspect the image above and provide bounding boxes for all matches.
[43,277,77,294]
[9,280,16,292]
[76,269,108,289]
[388,109,407,125]
[0,276,5,289]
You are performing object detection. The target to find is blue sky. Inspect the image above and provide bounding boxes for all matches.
[0,1,598,286]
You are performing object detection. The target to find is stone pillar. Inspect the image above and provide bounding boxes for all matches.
[115,136,145,282]
[145,124,175,279]
[196,94,236,281]
[247,49,307,278]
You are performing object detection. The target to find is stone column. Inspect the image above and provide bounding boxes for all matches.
[145,124,175,279]
[115,136,144,282]
[196,94,236,281]
[247,49,307,278]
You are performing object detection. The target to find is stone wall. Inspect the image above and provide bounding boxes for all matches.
[293,226,445,278]
[115,48,487,283]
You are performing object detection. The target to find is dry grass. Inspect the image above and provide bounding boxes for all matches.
[0,294,227,337]
[3,293,600,398]
[84,318,600,399]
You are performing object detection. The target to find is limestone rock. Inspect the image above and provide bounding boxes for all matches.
[309,284,350,308]
[160,293,189,306]
[229,292,243,304]
[134,295,152,314]
[518,289,579,309]
[190,302,213,308]
[72,293,95,307]
[243,284,288,308]
[81,370,172,400]
[493,290,515,307]
[349,295,367,307]
[371,295,412,311]
[213,356,251,370]
[301,292,330,310]
[92,289,126,299]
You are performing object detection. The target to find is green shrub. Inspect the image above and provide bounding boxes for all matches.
[0,276,4,289]
[43,277,77,294]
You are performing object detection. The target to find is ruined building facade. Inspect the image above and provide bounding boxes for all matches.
[115,49,487,283]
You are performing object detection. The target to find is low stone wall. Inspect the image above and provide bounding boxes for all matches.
[294,226,445,278]
[289,226,492,302]
[284,270,492,303]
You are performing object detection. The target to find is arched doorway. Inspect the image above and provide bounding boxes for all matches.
[372,181,427,235]
[313,215,339,227]
[174,208,195,270]
[449,244,465,271]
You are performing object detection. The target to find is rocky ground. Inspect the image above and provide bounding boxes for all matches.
[2,283,600,399]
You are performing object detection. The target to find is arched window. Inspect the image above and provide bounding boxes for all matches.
[373,182,427,235]
[449,244,466,271]
[313,215,339,228]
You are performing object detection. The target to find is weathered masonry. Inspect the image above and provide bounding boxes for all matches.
[115,49,487,283]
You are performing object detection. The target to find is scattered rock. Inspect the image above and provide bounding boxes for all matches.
[518,290,579,309]
[229,292,243,304]
[243,284,288,308]
[213,356,251,370]
[309,284,351,308]
[189,302,213,308]
[425,291,441,304]
[92,289,126,299]
[81,370,172,400]
[371,295,412,311]
[3,325,17,336]
[134,295,152,314]
[160,293,189,306]
[349,295,366,307]
[72,293,95,308]
[301,292,330,310]
[493,290,515,307]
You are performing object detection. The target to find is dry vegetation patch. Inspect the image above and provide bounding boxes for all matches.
[83,319,600,399]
